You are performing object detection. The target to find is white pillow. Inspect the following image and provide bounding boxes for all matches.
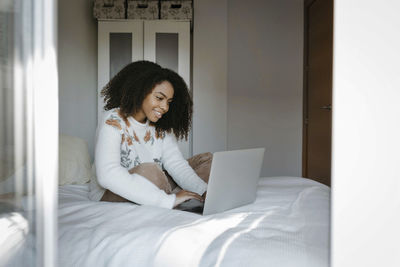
[59,135,91,185]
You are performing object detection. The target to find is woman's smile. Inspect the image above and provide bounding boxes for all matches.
[153,110,163,119]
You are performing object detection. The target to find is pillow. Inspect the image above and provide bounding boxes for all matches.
[59,134,92,185]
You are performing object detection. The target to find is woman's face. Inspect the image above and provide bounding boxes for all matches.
[134,80,174,123]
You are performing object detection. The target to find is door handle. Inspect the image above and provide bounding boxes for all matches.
[319,105,332,110]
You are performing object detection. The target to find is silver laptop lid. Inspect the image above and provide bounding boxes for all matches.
[203,148,265,215]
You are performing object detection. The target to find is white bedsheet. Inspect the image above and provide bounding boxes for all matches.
[58,176,330,267]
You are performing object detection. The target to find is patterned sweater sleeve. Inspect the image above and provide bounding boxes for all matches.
[161,134,208,195]
[95,123,176,209]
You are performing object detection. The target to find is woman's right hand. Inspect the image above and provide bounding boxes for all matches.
[173,190,204,208]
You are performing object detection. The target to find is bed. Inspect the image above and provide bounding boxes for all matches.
[1,135,330,266]
[58,175,330,267]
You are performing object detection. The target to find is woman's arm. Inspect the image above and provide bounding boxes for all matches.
[161,134,207,196]
[95,124,176,209]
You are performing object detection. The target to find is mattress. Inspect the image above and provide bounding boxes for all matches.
[58,176,330,267]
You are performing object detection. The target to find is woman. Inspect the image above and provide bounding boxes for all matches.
[89,61,211,209]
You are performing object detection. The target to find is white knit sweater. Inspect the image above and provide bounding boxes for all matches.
[89,109,207,209]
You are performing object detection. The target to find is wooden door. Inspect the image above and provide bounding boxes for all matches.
[303,0,333,186]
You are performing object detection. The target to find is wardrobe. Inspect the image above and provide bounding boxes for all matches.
[97,20,191,158]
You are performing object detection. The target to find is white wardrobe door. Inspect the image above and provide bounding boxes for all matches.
[143,21,190,87]
[98,20,144,123]
[144,20,191,158]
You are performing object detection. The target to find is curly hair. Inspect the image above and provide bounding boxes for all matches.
[101,61,193,141]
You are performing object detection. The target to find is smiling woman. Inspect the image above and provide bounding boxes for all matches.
[90,60,210,209]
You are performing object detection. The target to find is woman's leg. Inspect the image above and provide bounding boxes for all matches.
[165,152,213,193]
[187,152,213,184]
[100,189,132,202]
[100,163,172,202]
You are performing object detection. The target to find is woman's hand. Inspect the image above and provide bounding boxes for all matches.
[173,190,204,208]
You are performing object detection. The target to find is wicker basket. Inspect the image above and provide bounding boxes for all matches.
[127,0,159,19]
[160,0,192,20]
[93,0,126,19]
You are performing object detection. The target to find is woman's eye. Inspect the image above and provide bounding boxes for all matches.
[156,96,162,100]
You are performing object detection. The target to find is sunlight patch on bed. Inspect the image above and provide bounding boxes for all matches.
[0,212,29,264]
[214,212,272,266]
[153,213,248,267]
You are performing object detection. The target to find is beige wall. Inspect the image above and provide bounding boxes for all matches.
[58,0,97,159]
[192,0,228,155]
[227,0,304,177]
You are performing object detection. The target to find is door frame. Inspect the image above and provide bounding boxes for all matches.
[302,0,315,177]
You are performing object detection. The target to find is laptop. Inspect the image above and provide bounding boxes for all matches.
[176,148,265,215]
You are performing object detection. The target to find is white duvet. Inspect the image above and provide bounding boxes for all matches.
[58,176,330,267]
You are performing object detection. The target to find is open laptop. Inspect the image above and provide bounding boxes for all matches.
[176,148,265,215]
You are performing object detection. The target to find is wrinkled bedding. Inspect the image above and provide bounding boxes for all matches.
[58,176,330,267]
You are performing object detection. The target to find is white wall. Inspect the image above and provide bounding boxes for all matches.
[227,0,304,177]
[192,0,228,155]
[58,0,97,159]
[331,1,400,266]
